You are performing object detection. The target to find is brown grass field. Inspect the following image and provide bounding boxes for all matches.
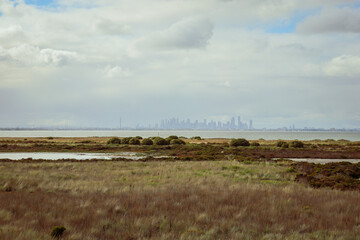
[1,137,360,239]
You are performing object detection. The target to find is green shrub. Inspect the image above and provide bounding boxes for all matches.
[166,135,179,142]
[50,226,66,239]
[121,137,132,144]
[107,137,121,144]
[250,142,260,147]
[153,137,169,145]
[170,139,186,145]
[167,135,178,140]
[281,142,289,148]
[290,140,304,148]
[192,136,202,140]
[129,138,140,145]
[141,138,153,145]
[135,136,143,140]
[276,141,286,147]
[230,138,250,147]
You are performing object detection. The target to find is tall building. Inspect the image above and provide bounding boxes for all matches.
[237,116,241,129]
[249,120,253,130]
[231,117,235,129]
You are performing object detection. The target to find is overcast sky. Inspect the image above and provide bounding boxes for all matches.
[0,0,360,129]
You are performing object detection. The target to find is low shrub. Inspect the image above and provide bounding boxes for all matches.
[129,138,140,145]
[230,138,250,147]
[50,226,66,239]
[107,137,121,144]
[276,141,286,147]
[290,140,304,148]
[281,142,289,148]
[135,136,143,140]
[250,142,260,147]
[166,136,177,142]
[121,137,132,144]
[141,138,153,145]
[167,135,178,140]
[153,137,169,145]
[170,139,186,145]
[192,136,202,140]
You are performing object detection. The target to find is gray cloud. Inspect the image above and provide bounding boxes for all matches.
[137,18,214,50]
[297,7,360,33]
[94,17,131,35]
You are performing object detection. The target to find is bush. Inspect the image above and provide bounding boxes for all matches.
[170,139,186,145]
[135,136,143,140]
[141,138,153,145]
[290,140,304,148]
[153,137,169,145]
[129,138,140,145]
[166,135,179,141]
[121,137,132,144]
[50,226,66,239]
[276,141,286,147]
[230,138,250,147]
[107,137,121,144]
[281,142,289,148]
[250,142,260,147]
[192,136,202,140]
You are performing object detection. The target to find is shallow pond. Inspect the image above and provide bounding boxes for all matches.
[0,152,146,160]
[280,158,360,164]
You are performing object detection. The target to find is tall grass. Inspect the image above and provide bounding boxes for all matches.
[0,161,360,239]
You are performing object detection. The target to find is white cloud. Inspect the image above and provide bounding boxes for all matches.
[0,25,25,47]
[101,65,131,78]
[3,44,79,66]
[323,55,360,77]
[297,7,360,34]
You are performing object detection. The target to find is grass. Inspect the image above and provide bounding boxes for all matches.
[1,160,360,239]
[1,137,360,239]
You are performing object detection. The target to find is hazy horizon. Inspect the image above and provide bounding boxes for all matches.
[1,0,360,129]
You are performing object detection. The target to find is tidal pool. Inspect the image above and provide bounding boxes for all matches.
[0,152,146,160]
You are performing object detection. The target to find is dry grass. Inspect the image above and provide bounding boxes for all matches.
[1,161,360,239]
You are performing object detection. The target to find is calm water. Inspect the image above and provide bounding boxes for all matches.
[0,130,359,141]
[0,152,145,160]
[280,158,360,164]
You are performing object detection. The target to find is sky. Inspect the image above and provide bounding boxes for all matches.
[0,0,360,129]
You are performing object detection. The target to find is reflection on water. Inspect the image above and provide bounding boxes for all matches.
[281,158,360,164]
[0,152,145,160]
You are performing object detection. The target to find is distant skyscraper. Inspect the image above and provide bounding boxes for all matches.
[249,120,253,129]
[231,117,235,129]
[237,116,241,129]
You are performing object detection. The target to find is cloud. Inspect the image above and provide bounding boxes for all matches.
[2,44,79,66]
[94,17,131,35]
[101,65,131,78]
[137,17,214,50]
[297,7,360,33]
[0,0,360,128]
[323,55,360,77]
[0,25,25,47]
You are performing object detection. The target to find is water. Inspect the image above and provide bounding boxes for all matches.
[0,152,145,161]
[281,158,360,164]
[0,130,359,141]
